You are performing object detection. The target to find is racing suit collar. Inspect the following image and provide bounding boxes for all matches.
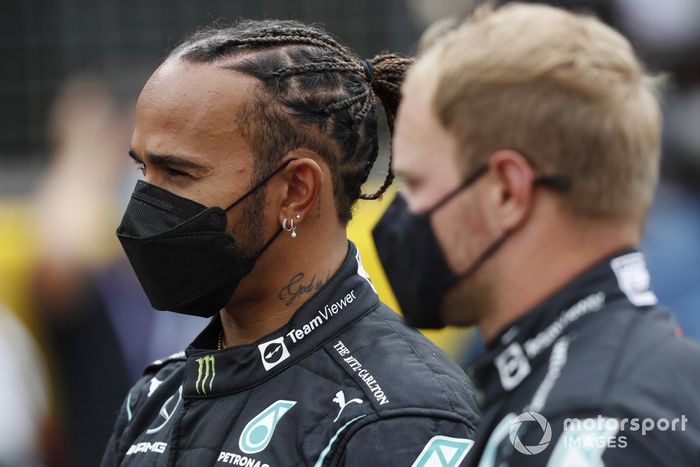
[467,247,658,408]
[182,241,380,398]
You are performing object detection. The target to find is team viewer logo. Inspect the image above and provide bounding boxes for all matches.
[412,436,473,467]
[239,400,296,454]
[195,354,216,395]
[258,336,290,371]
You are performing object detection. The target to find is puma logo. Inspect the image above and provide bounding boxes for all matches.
[332,390,363,422]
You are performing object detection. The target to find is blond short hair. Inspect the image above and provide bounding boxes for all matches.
[410,3,662,223]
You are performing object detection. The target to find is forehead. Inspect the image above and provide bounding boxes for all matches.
[394,70,462,191]
[132,58,260,166]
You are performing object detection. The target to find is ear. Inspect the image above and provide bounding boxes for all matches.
[278,156,324,226]
[484,149,536,231]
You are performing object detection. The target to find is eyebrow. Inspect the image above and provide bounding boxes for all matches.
[128,149,210,174]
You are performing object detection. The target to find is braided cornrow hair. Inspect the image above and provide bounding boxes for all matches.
[169,20,412,223]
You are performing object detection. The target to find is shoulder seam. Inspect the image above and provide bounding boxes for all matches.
[375,311,458,413]
[320,410,474,466]
[600,308,672,400]
[143,351,187,375]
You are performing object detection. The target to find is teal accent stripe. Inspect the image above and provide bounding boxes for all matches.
[126,392,133,422]
[314,415,366,467]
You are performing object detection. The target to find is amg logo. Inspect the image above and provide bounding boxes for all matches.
[126,441,168,455]
[195,354,216,395]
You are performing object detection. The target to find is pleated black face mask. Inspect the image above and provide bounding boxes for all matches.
[116,160,293,317]
[373,164,570,329]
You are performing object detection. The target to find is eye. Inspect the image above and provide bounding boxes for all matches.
[165,167,189,178]
[133,160,146,175]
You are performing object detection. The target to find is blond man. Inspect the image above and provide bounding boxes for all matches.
[373,3,700,466]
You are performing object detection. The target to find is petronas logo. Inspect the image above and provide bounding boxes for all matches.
[195,354,216,395]
[239,400,296,454]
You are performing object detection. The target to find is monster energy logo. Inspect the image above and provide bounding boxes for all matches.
[195,354,216,395]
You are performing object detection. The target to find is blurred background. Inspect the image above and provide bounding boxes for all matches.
[1,0,699,465]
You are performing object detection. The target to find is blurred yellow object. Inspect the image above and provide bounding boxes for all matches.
[0,197,121,328]
[347,187,474,360]
[0,199,39,328]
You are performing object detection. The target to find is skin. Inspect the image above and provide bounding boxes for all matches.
[393,63,642,343]
[130,57,347,347]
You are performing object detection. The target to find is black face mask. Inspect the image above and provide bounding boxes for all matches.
[116,160,293,317]
[372,164,570,329]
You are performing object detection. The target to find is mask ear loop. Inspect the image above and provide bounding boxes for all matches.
[429,166,570,215]
[427,164,489,214]
[225,158,296,212]
[252,226,284,260]
[534,174,572,191]
[225,159,296,261]
[451,173,571,280]
[454,229,512,280]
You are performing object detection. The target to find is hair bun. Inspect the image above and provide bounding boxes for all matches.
[358,53,413,200]
[364,54,413,127]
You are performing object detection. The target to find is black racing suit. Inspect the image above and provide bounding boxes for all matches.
[101,243,480,467]
[464,249,700,467]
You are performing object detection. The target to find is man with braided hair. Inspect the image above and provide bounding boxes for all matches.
[101,20,479,467]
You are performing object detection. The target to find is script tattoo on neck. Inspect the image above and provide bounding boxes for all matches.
[278,271,329,306]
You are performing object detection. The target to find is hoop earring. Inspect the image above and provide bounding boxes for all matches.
[282,218,297,238]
